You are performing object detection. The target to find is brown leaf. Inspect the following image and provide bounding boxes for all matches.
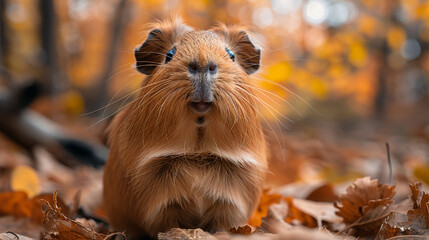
[40,190,123,240]
[334,177,395,236]
[248,189,283,227]
[306,183,338,202]
[406,182,429,230]
[376,182,429,239]
[229,225,252,235]
[334,177,395,224]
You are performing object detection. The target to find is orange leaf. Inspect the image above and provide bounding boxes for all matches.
[0,190,70,224]
[248,189,282,227]
[284,197,317,228]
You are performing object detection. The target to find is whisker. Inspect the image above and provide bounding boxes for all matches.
[231,89,287,162]
[237,82,303,117]
[254,77,321,116]
[235,85,294,125]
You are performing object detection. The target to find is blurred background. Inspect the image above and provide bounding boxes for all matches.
[1,0,429,198]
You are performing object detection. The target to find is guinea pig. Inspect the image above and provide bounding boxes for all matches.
[103,18,267,238]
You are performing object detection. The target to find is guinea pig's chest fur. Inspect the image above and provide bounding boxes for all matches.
[131,154,260,223]
[103,19,267,238]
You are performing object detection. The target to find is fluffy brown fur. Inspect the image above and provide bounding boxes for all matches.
[103,19,267,238]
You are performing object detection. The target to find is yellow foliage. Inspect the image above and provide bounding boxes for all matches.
[328,63,347,78]
[414,165,429,186]
[11,165,41,198]
[310,78,327,100]
[62,90,85,116]
[348,41,367,67]
[264,62,292,83]
[144,0,167,7]
[417,2,429,21]
[358,15,379,37]
[185,0,210,12]
[387,27,406,49]
[321,167,364,184]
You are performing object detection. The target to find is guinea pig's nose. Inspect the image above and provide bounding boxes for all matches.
[188,62,217,74]
[190,101,212,113]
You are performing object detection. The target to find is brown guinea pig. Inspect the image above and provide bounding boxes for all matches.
[103,18,267,238]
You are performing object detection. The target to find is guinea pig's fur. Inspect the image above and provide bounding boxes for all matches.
[103,18,267,238]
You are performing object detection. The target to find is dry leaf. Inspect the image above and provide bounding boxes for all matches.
[0,191,33,219]
[292,198,342,226]
[248,189,283,227]
[376,182,429,239]
[334,177,395,223]
[0,191,69,224]
[284,197,318,228]
[40,190,123,240]
[11,165,40,198]
[405,182,429,230]
[306,183,338,202]
[229,225,252,235]
[334,177,395,235]
[260,201,291,234]
[158,228,215,240]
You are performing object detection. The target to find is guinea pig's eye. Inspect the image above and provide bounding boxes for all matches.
[165,46,176,64]
[226,48,235,62]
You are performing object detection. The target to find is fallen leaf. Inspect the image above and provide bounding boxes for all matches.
[292,198,342,227]
[284,197,318,228]
[334,177,395,236]
[229,225,252,235]
[376,182,429,239]
[406,182,429,230]
[0,191,33,219]
[11,165,40,198]
[260,201,291,234]
[0,191,69,224]
[158,228,215,240]
[248,189,283,227]
[306,183,338,202]
[334,177,395,223]
[40,190,121,240]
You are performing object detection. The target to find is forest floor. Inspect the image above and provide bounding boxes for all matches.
[1,117,429,239]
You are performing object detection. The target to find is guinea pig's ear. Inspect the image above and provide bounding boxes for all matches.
[213,26,261,74]
[134,29,165,75]
[135,21,192,75]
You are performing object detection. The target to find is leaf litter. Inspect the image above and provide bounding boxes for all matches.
[1,130,429,239]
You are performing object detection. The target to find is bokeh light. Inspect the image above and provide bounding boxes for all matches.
[303,0,328,26]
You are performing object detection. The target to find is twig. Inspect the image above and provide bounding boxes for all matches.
[386,142,392,185]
